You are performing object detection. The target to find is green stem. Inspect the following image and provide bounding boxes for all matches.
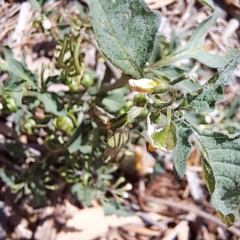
[73,36,82,75]
[56,36,68,68]
[40,64,46,89]
[98,74,130,93]
[169,74,187,85]
[154,87,176,111]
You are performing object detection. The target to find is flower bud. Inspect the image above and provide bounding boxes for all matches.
[41,18,52,30]
[56,116,74,134]
[133,94,147,107]
[129,78,159,93]
[123,183,132,191]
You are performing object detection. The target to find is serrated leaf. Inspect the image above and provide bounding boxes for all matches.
[172,120,193,178]
[89,0,160,78]
[187,54,240,112]
[36,93,66,116]
[152,11,240,68]
[192,129,240,226]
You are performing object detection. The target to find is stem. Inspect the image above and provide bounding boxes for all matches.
[154,87,176,112]
[73,36,82,75]
[56,36,68,68]
[40,64,46,89]
[169,74,187,85]
[33,124,48,128]
[98,74,130,93]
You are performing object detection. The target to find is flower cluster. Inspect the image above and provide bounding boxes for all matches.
[129,78,176,153]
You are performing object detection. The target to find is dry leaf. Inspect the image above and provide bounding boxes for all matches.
[57,207,108,240]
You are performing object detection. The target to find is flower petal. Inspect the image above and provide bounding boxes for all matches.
[129,78,159,93]
[141,130,155,146]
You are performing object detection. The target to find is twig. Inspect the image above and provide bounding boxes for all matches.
[138,212,167,232]
[143,196,240,237]
[162,215,191,240]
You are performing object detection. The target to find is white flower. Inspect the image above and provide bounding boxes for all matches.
[141,114,169,153]
[124,183,132,191]
[42,19,52,30]
[129,78,159,93]
[121,192,129,199]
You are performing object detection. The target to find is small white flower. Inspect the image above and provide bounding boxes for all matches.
[42,19,52,30]
[124,183,132,191]
[205,115,212,124]
[121,192,129,199]
[129,78,159,93]
[141,114,168,153]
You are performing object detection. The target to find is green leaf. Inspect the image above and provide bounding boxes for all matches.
[182,11,217,51]
[175,79,201,93]
[67,134,81,154]
[72,184,97,206]
[102,92,126,113]
[1,47,37,89]
[186,49,239,69]
[58,25,71,39]
[152,11,240,68]
[28,0,42,12]
[192,129,240,226]
[79,145,92,154]
[153,66,185,81]
[8,92,23,107]
[36,93,66,116]
[89,0,161,78]
[0,169,15,188]
[101,199,133,216]
[4,74,23,91]
[172,120,193,178]
[66,112,84,154]
[199,0,215,10]
[13,109,23,135]
[187,54,240,112]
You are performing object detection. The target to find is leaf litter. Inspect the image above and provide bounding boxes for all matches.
[0,0,240,239]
